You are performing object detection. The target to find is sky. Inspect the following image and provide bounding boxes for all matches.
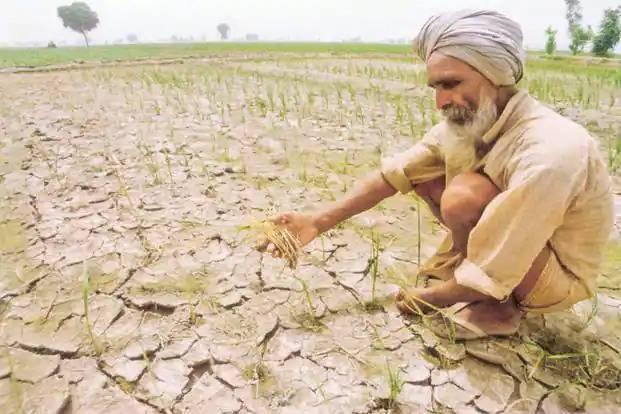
[1,0,620,51]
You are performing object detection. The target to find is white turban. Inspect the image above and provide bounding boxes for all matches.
[413,9,525,86]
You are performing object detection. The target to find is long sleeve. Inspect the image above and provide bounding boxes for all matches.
[380,125,445,194]
[454,139,585,300]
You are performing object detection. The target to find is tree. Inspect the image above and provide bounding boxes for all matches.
[565,0,582,29]
[544,26,557,55]
[126,33,138,43]
[57,2,99,47]
[569,26,593,55]
[592,8,621,57]
[217,23,230,40]
[564,0,592,55]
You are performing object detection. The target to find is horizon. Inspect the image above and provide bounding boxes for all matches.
[1,1,620,52]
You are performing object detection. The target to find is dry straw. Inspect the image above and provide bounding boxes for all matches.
[241,219,302,269]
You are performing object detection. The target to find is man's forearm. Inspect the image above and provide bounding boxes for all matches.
[312,170,398,233]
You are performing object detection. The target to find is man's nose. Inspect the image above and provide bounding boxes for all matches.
[436,89,453,110]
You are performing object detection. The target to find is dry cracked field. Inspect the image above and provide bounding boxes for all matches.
[1,52,620,413]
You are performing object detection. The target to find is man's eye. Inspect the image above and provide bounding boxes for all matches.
[443,80,460,89]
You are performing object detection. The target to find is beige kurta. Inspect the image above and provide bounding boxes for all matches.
[381,90,615,301]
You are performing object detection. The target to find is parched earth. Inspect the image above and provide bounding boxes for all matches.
[0,54,620,413]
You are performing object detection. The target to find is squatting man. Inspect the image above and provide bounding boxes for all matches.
[258,10,614,339]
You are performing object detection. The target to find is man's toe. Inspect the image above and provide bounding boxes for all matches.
[396,300,410,315]
[396,299,419,315]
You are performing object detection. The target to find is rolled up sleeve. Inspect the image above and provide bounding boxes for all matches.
[454,150,583,300]
[380,128,444,194]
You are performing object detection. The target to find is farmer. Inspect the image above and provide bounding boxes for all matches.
[258,10,614,339]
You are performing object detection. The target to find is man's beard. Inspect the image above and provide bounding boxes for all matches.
[441,94,499,171]
[442,94,498,146]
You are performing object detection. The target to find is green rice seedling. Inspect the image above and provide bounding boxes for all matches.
[266,86,276,112]
[527,345,546,380]
[292,86,301,108]
[369,230,381,305]
[163,149,174,185]
[238,158,248,174]
[355,105,365,125]
[321,89,329,109]
[82,261,104,355]
[319,235,327,262]
[297,160,308,183]
[408,118,416,139]
[147,158,162,185]
[175,143,192,169]
[347,83,356,104]
[243,360,273,398]
[606,132,621,174]
[290,275,324,331]
[417,99,426,122]
[115,377,136,394]
[581,294,599,331]
[324,154,350,175]
[429,109,439,126]
[137,141,162,186]
[32,142,65,186]
[142,350,154,377]
[293,275,314,315]
[366,319,385,350]
[255,97,268,117]
[278,92,287,120]
[393,97,404,125]
[524,331,621,390]
[137,230,162,267]
[218,144,237,163]
[385,359,404,408]
[188,303,198,325]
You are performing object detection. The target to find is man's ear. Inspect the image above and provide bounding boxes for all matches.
[496,85,518,109]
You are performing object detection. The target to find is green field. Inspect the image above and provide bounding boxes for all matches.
[0,42,414,68]
[1,41,620,71]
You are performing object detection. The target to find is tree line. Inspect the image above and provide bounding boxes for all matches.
[55,2,235,47]
[55,1,620,56]
[545,1,620,57]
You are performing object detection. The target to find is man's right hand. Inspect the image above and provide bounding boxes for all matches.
[255,212,321,258]
[255,171,397,259]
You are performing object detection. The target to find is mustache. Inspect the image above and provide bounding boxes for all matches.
[442,104,475,124]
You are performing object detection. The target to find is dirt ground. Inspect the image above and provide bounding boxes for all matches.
[1,54,620,413]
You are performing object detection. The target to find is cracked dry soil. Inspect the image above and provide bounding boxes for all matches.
[1,53,621,413]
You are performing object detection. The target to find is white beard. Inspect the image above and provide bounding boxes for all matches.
[443,94,499,172]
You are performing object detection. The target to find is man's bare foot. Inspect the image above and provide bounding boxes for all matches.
[427,298,522,339]
[395,287,441,315]
[395,278,494,316]
[454,298,522,336]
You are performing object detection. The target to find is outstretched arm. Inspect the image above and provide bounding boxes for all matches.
[312,170,397,233]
